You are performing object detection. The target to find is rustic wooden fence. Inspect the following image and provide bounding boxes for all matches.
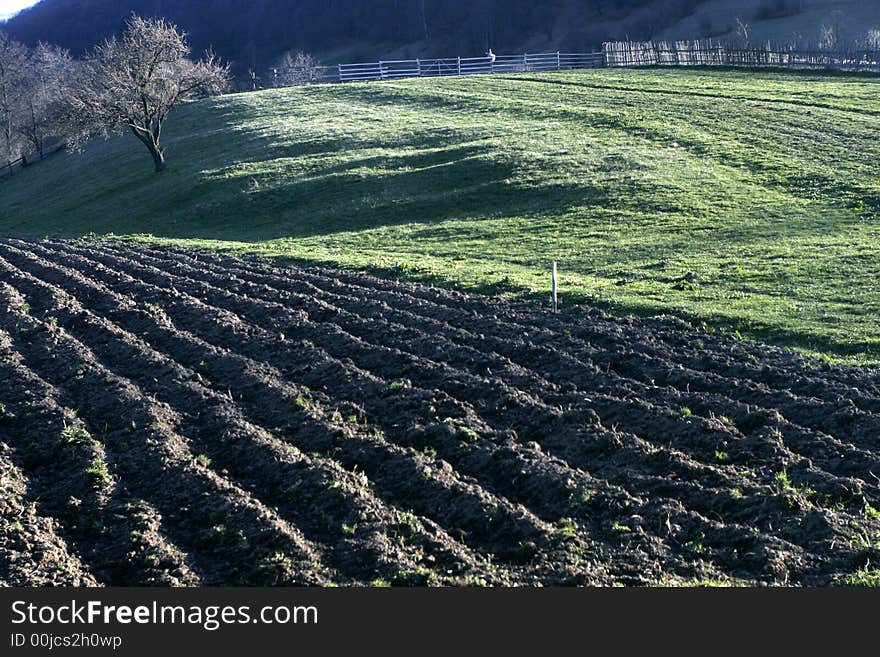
[603,40,880,71]
[0,142,66,180]
[0,156,25,179]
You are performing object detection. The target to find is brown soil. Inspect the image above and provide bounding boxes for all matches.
[0,238,878,586]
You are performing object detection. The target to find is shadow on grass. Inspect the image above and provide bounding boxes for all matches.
[123,126,612,242]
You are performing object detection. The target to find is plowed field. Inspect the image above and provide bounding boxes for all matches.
[1,239,879,586]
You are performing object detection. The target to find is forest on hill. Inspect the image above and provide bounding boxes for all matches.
[6,1,880,73]
[1,0,715,69]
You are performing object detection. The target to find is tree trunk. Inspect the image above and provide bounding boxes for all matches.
[150,146,166,173]
[129,125,167,173]
[420,0,429,41]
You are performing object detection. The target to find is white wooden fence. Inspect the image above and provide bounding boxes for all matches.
[272,51,605,86]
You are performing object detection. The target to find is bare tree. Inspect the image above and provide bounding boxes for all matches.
[818,24,838,51]
[0,31,28,163]
[866,29,880,51]
[273,50,318,86]
[734,17,751,47]
[67,15,229,173]
[819,10,844,51]
[420,0,430,41]
[17,43,74,160]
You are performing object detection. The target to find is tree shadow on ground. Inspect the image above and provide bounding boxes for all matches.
[130,99,613,242]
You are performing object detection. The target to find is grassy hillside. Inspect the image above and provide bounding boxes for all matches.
[2,67,880,363]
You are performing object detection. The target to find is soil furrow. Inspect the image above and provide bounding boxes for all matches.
[0,242,575,584]
[0,252,492,585]
[0,325,199,586]
[0,440,100,587]
[0,252,505,586]
[2,238,877,586]
[0,273,329,586]
[29,240,861,583]
[31,242,760,579]
[110,242,880,478]
[138,242,880,439]
[132,241,880,403]
[74,242,878,522]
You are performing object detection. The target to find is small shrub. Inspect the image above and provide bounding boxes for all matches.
[387,379,411,392]
[85,457,113,487]
[59,425,91,446]
[843,567,880,587]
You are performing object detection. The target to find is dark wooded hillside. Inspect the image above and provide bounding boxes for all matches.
[2,0,704,68]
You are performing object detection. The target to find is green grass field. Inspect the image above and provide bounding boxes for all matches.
[2,67,880,363]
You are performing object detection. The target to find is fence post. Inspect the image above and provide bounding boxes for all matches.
[337,63,343,83]
[417,58,421,76]
[551,262,558,313]
[523,53,528,70]
[557,51,561,70]
[457,57,461,76]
